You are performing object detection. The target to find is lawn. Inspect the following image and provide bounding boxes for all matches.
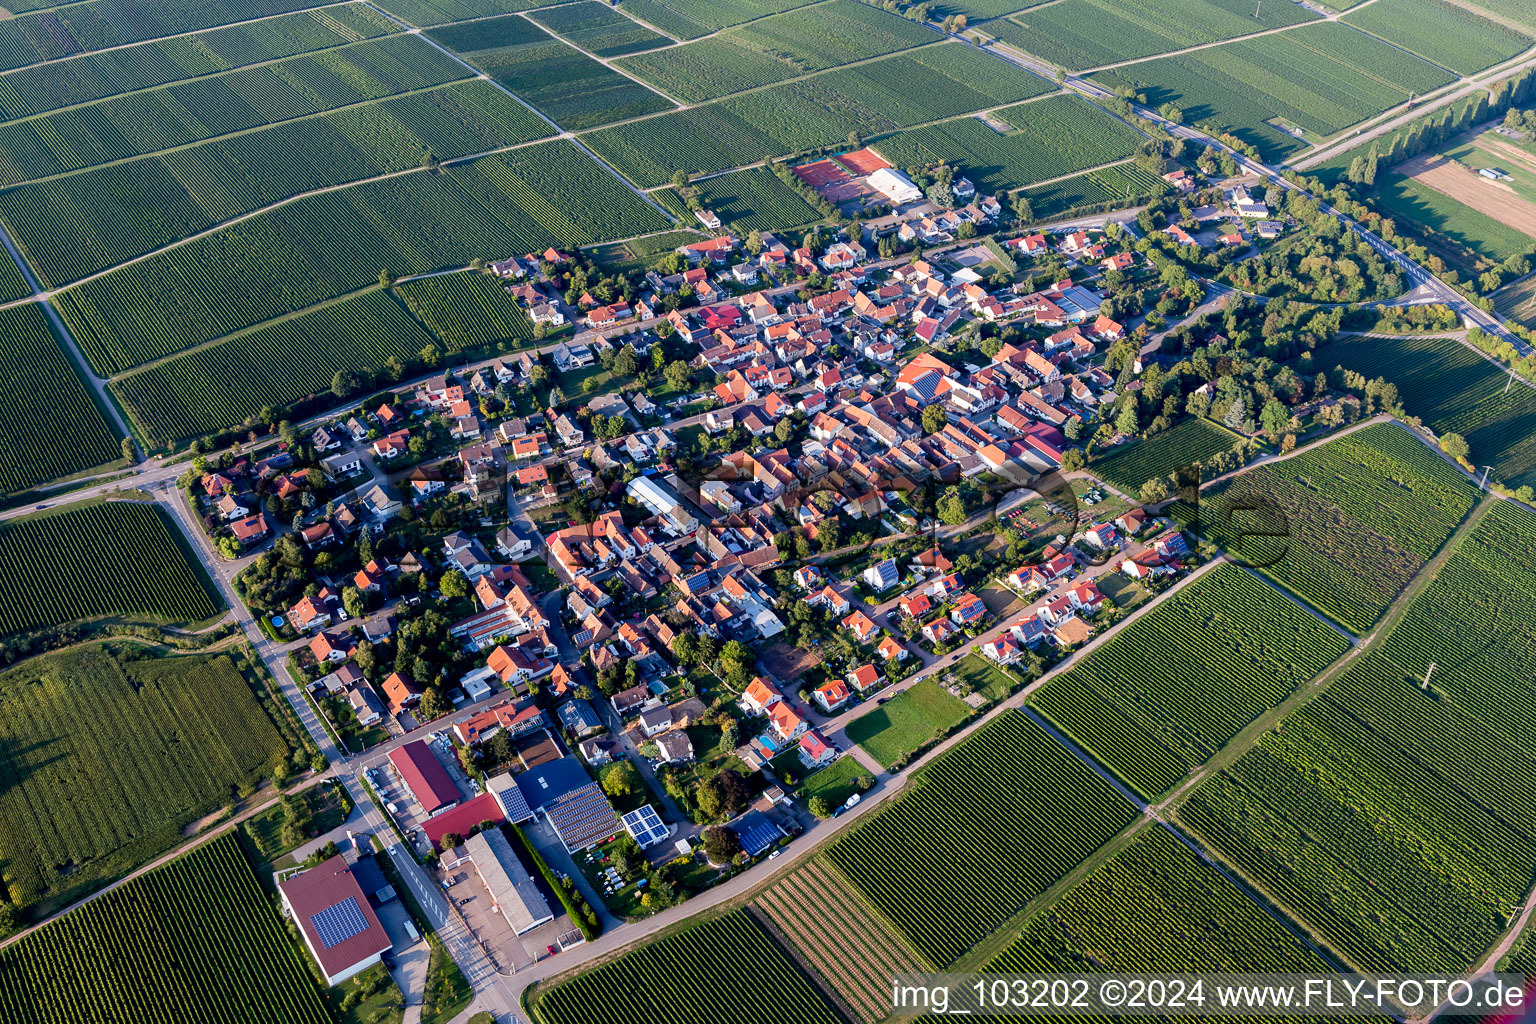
[798,756,870,808]
[950,652,1020,703]
[844,676,971,769]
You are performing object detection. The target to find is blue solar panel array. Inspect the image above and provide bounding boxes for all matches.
[311,897,368,949]
[548,783,620,852]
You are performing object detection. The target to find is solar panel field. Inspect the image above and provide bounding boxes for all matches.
[0,833,332,1024]
[826,710,1137,966]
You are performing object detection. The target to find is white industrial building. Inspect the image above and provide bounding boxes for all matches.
[868,167,921,204]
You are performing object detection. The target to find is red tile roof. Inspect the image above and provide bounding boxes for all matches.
[279,855,390,981]
[389,741,459,815]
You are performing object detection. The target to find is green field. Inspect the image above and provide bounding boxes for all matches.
[1032,564,1350,798]
[688,167,822,232]
[615,0,821,40]
[0,79,555,289]
[1181,502,1536,975]
[429,14,673,129]
[0,832,332,1024]
[1197,423,1479,633]
[529,909,841,1024]
[617,0,936,103]
[0,645,291,916]
[0,303,121,493]
[870,94,1144,193]
[1372,171,1536,265]
[827,710,1137,965]
[373,0,558,28]
[1020,160,1171,218]
[55,140,669,377]
[1314,332,1536,489]
[1093,23,1457,161]
[797,756,869,807]
[395,270,538,353]
[988,827,1331,976]
[844,676,970,769]
[113,289,441,446]
[0,502,219,638]
[985,0,1318,71]
[1342,0,1533,76]
[583,41,1053,186]
[529,1,672,56]
[1091,416,1245,492]
[1494,272,1536,327]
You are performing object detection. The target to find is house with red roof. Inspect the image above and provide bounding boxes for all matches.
[798,729,836,769]
[279,855,391,986]
[846,663,881,694]
[813,679,851,712]
[841,610,878,643]
[742,676,783,715]
[389,741,460,816]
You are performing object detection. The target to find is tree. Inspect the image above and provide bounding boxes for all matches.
[612,344,638,378]
[332,369,361,399]
[1115,400,1139,436]
[1011,194,1033,223]
[922,403,948,434]
[696,768,749,819]
[439,569,469,598]
[664,360,692,390]
[936,486,967,526]
[1139,478,1171,503]
[719,639,754,683]
[120,436,137,464]
[342,585,367,620]
[1439,432,1470,463]
[807,795,833,819]
[600,760,642,798]
[1060,448,1086,472]
[700,825,741,862]
[1259,398,1290,439]
[418,687,449,721]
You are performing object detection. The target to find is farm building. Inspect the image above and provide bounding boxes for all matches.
[464,830,554,936]
[389,741,460,817]
[279,855,392,986]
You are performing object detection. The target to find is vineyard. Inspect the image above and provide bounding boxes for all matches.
[0,502,219,636]
[1090,416,1244,492]
[113,289,440,445]
[617,0,935,103]
[985,0,1318,72]
[0,303,121,493]
[1021,161,1170,219]
[1092,23,1456,161]
[755,860,929,1022]
[55,139,668,377]
[530,1,671,57]
[870,95,1144,193]
[529,909,842,1024]
[615,0,820,40]
[0,79,554,289]
[1317,332,1536,490]
[0,645,291,915]
[395,270,538,354]
[0,832,334,1023]
[1198,423,1479,633]
[429,14,673,130]
[987,828,1331,978]
[1030,564,1351,798]
[582,40,1052,186]
[1342,0,1532,76]
[825,711,1136,966]
[687,167,821,232]
[1180,503,1536,974]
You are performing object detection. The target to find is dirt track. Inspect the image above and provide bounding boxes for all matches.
[1397,151,1536,237]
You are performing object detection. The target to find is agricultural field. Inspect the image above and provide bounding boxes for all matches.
[0,80,556,289]
[987,827,1331,977]
[374,0,558,27]
[583,40,1053,186]
[54,140,668,379]
[0,502,219,638]
[428,14,673,129]
[0,0,336,75]
[616,0,821,40]
[687,167,821,232]
[1371,170,1536,267]
[1031,564,1350,798]
[870,94,1144,193]
[843,676,971,769]
[1197,423,1479,633]
[529,1,672,56]
[529,909,841,1024]
[616,0,936,103]
[590,228,705,272]
[1180,502,1536,975]
[984,0,1318,72]
[1316,332,1536,490]
[1494,271,1536,327]
[1090,416,1245,492]
[0,833,333,1024]
[0,303,122,493]
[1020,160,1171,219]
[826,710,1137,965]
[0,645,291,916]
[395,270,537,354]
[1092,23,1457,161]
[113,289,441,446]
[0,3,400,122]
[0,34,474,188]
[1342,0,1533,76]
[755,859,929,1021]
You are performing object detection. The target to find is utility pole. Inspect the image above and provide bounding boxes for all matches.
[1507,368,1517,394]
[1422,661,1436,689]
[1479,465,1493,490]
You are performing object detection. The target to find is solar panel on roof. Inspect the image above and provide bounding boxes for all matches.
[311,897,369,949]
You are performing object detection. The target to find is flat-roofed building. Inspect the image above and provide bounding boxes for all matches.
[465,830,554,935]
